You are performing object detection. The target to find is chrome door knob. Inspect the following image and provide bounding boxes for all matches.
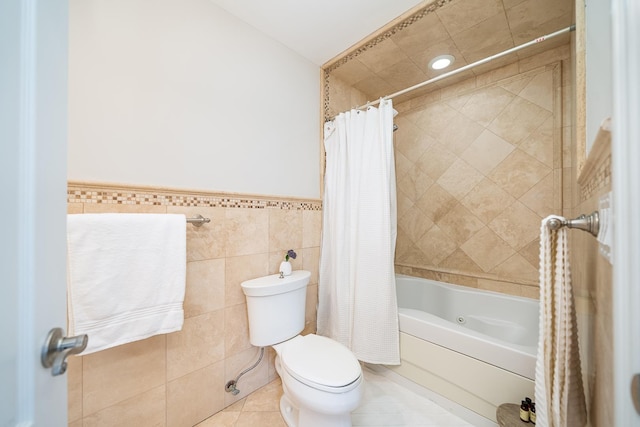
[41,327,88,376]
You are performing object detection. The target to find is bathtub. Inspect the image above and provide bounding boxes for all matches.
[387,274,538,422]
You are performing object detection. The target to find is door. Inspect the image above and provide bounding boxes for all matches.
[611,0,640,424]
[0,0,69,425]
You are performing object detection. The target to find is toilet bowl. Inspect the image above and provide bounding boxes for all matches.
[274,334,363,427]
[241,270,363,427]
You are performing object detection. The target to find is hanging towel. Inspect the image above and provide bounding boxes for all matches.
[535,216,587,427]
[67,213,187,355]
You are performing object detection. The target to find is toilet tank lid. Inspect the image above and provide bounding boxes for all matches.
[240,270,311,297]
[281,334,361,388]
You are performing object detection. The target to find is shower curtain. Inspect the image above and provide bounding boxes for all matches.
[317,99,400,365]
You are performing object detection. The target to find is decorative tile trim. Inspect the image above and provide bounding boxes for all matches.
[67,182,323,211]
[395,263,538,287]
[579,155,611,202]
[577,121,612,201]
[324,0,454,74]
[322,0,455,120]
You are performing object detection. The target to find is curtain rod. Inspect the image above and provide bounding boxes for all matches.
[329,25,575,120]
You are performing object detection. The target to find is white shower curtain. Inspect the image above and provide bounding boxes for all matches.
[317,99,400,365]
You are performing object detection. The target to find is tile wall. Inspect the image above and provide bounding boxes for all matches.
[391,45,571,297]
[66,183,322,427]
[325,73,369,119]
[570,3,614,422]
[569,130,612,427]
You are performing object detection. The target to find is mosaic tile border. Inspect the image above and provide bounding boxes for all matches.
[322,0,455,120]
[324,0,454,74]
[578,124,612,202]
[67,183,322,211]
[396,261,538,288]
[579,155,611,202]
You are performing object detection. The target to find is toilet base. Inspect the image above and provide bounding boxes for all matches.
[279,394,297,427]
[279,393,353,427]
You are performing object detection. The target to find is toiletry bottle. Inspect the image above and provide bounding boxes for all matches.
[520,400,530,422]
[530,402,536,424]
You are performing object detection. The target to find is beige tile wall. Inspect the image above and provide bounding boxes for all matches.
[568,96,613,427]
[325,73,370,119]
[324,0,572,103]
[562,6,614,424]
[66,183,322,427]
[389,45,571,297]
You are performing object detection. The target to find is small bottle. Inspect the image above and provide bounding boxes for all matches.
[530,402,536,424]
[520,400,530,422]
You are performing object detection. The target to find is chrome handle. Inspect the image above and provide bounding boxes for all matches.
[632,374,640,415]
[41,327,88,376]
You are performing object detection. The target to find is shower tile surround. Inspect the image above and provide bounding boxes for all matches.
[322,0,617,426]
[66,183,322,426]
[322,0,573,298]
[323,0,573,119]
[327,48,571,298]
[393,57,566,294]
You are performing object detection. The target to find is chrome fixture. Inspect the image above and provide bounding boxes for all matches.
[225,347,265,395]
[546,211,600,237]
[186,214,210,227]
[41,327,88,376]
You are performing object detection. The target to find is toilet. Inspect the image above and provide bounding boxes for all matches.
[241,270,363,427]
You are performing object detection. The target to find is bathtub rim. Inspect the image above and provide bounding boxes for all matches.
[395,274,538,380]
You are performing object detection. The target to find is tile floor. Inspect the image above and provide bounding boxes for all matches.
[196,368,474,427]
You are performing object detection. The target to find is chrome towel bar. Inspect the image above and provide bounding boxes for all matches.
[186,214,210,227]
[546,211,599,237]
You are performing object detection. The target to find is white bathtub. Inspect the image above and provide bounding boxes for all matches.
[388,274,539,422]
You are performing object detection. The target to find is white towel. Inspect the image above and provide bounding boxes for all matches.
[598,193,612,263]
[67,213,187,354]
[535,216,587,427]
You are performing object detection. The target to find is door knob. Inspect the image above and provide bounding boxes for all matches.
[41,327,88,376]
[632,374,640,415]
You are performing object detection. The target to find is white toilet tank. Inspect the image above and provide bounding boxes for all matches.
[241,270,311,346]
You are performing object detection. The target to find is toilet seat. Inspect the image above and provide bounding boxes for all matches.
[280,334,362,394]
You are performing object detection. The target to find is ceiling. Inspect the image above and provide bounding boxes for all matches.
[208,0,425,65]
[210,0,573,103]
[329,0,574,103]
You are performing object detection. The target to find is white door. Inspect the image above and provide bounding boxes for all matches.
[0,0,69,425]
[611,0,640,424]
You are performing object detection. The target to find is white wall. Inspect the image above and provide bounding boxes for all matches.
[68,0,320,198]
[585,0,613,149]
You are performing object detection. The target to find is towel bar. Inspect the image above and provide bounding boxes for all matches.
[546,211,599,237]
[186,214,210,227]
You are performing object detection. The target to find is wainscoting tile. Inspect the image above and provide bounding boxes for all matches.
[225,254,269,307]
[168,206,226,262]
[167,362,225,427]
[302,210,322,249]
[268,209,302,254]
[223,347,270,408]
[224,208,269,257]
[82,336,166,416]
[67,355,83,423]
[166,310,225,381]
[185,258,225,317]
[224,304,251,357]
[82,385,165,427]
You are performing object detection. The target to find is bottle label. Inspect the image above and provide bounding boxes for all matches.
[520,407,530,422]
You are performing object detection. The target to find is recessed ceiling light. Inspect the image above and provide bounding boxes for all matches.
[429,54,455,70]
